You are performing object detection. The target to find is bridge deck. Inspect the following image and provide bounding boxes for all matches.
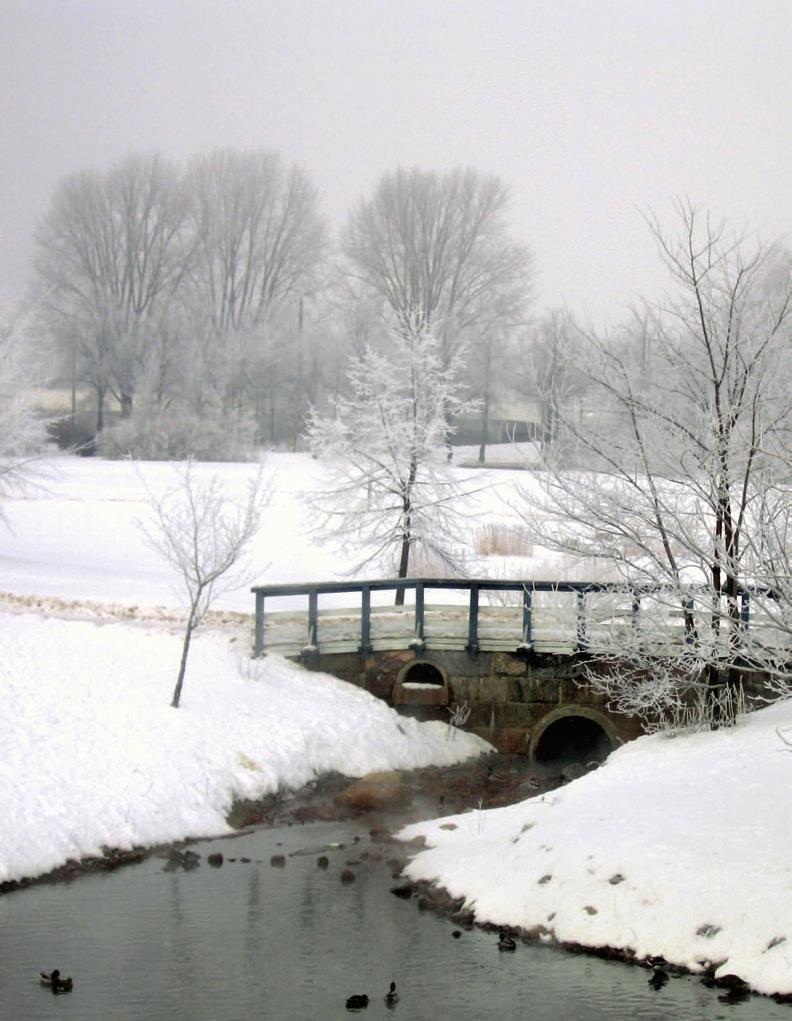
[251,579,789,659]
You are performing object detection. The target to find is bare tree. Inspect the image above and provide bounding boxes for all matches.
[305,319,475,603]
[342,166,532,371]
[138,461,269,707]
[33,154,191,429]
[520,201,792,728]
[186,149,324,333]
[523,309,588,453]
[184,149,326,444]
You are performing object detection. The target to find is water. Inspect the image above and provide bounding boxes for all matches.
[1,821,789,1021]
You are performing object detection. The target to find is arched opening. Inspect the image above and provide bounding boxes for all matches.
[391,660,448,715]
[532,713,614,766]
[402,662,445,686]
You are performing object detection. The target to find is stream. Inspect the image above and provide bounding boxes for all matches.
[2,820,790,1021]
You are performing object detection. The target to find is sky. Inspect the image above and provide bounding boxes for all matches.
[2,0,790,324]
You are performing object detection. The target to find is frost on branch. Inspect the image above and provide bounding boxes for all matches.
[519,202,792,729]
[137,460,269,707]
[305,320,478,598]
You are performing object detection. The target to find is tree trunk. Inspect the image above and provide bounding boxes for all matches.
[171,615,197,708]
[395,533,410,606]
[120,392,133,419]
[95,389,105,433]
[477,391,490,464]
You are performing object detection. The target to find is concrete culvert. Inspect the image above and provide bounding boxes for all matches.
[533,714,612,766]
[402,662,445,686]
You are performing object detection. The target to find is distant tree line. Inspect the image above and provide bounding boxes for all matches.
[29,150,536,458]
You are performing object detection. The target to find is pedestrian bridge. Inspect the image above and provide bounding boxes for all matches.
[250,578,784,758]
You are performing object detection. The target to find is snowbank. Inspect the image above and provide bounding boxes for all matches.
[398,699,792,996]
[2,612,489,885]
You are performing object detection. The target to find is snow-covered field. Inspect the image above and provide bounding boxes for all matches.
[3,453,792,996]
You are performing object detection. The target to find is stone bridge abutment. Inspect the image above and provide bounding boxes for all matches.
[298,647,642,758]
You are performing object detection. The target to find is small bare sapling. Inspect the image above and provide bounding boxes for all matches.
[138,460,268,707]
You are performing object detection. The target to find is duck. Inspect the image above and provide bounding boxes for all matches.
[384,981,399,1004]
[40,970,74,993]
[648,964,668,990]
[497,931,517,952]
[345,993,369,1010]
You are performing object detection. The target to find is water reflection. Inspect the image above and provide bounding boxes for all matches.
[0,822,789,1020]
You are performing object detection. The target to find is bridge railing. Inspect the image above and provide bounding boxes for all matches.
[250,578,783,659]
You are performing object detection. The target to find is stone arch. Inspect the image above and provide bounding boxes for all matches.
[391,659,449,708]
[398,660,446,686]
[528,706,620,764]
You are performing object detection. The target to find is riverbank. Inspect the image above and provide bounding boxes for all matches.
[3,610,490,887]
[397,697,792,1000]
[2,751,548,893]
[8,747,792,1012]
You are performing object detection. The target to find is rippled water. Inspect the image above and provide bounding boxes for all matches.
[1,822,789,1020]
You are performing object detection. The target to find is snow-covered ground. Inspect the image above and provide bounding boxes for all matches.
[0,453,590,613]
[3,453,792,996]
[1,611,489,886]
[399,699,792,996]
[2,453,504,887]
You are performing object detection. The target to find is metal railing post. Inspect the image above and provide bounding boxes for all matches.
[521,587,533,649]
[576,590,587,652]
[254,590,265,657]
[467,583,479,656]
[359,585,372,656]
[411,582,425,651]
[306,589,318,652]
[684,598,695,646]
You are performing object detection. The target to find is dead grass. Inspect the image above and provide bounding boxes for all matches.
[473,523,533,557]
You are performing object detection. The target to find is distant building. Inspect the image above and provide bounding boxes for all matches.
[452,393,542,446]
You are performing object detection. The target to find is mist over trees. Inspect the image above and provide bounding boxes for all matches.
[28,153,534,460]
[32,148,328,456]
[18,149,792,723]
[342,167,533,447]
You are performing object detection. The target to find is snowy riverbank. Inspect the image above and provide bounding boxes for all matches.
[398,699,792,997]
[1,611,489,885]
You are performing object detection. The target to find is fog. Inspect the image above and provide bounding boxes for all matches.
[2,0,790,322]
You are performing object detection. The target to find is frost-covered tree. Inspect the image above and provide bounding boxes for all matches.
[184,149,326,445]
[520,202,792,729]
[33,154,191,429]
[305,321,473,603]
[343,167,529,348]
[342,166,532,434]
[523,309,588,453]
[138,461,268,707]
[0,295,51,504]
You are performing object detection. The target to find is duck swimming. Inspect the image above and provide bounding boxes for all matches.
[40,970,74,993]
[345,993,369,1010]
[648,964,668,990]
[384,981,399,1004]
[497,931,517,952]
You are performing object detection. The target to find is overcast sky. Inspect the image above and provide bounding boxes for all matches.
[2,0,790,323]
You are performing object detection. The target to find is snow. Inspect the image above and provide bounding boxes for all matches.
[398,699,792,996]
[3,452,792,997]
[1,611,488,885]
[0,454,494,887]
